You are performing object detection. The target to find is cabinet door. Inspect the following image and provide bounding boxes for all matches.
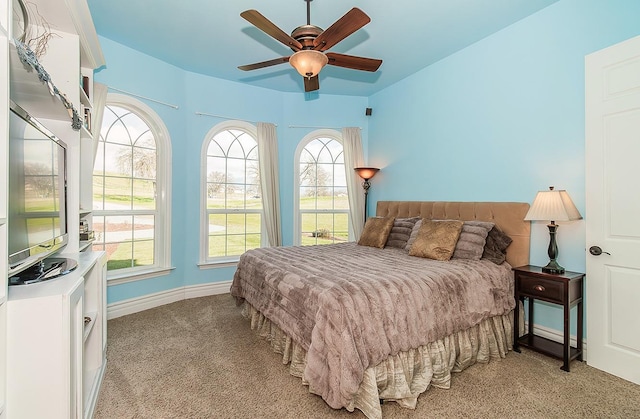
[68,283,84,418]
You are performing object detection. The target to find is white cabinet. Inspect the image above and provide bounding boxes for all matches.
[6,251,107,419]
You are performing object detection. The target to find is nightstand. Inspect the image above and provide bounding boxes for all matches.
[513,265,585,372]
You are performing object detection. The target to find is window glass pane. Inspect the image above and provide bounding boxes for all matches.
[227,158,247,185]
[227,185,245,210]
[208,235,226,258]
[104,143,132,177]
[207,140,224,157]
[92,215,105,245]
[93,175,104,210]
[132,179,156,210]
[301,213,317,239]
[104,215,133,243]
[227,213,246,234]
[226,234,247,256]
[207,156,227,175]
[103,176,132,210]
[107,241,133,271]
[133,239,154,266]
[133,215,155,240]
[132,148,156,179]
[134,131,156,150]
[93,141,105,175]
[227,139,246,159]
[334,213,349,242]
[334,191,349,209]
[208,214,226,236]
[245,234,261,251]
[246,214,261,234]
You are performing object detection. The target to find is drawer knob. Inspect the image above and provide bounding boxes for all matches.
[534,285,545,292]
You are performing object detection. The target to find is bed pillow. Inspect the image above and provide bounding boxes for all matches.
[482,226,513,265]
[409,219,464,261]
[358,217,395,248]
[385,217,420,249]
[404,219,422,251]
[452,221,495,260]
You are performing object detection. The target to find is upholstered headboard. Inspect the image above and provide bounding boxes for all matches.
[376,201,531,268]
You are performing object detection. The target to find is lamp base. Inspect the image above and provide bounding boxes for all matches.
[542,260,565,275]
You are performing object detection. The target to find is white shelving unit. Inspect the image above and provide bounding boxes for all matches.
[7,251,107,419]
[2,0,106,417]
[0,0,10,415]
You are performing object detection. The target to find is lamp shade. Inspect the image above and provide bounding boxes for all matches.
[524,187,582,222]
[289,50,328,78]
[354,167,379,180]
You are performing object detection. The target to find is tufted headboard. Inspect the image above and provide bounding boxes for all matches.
[376,201,531,268]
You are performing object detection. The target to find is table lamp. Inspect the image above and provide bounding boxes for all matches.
[524,186,582,274]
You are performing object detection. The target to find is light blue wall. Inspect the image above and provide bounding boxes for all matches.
[368,0,640,333]
[94,37,368,303]
[96,0,640,334]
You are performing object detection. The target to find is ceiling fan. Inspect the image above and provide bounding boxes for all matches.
[238,0,382,92]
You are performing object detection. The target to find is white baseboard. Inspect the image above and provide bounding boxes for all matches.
[526,322,588,358]
[107,280,232,319]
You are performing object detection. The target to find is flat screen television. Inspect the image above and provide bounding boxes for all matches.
[7,101,76,284]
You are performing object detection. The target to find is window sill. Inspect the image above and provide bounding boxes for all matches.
[197,260,239,270]
[107,266,176,286]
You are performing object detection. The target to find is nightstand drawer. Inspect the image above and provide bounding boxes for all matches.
[518,275,564,303]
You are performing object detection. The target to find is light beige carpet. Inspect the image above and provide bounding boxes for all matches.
[95,294,640,419]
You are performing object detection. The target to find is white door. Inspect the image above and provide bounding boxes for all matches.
[585,34,640,385]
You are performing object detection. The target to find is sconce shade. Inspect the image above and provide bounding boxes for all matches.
[289,50,328,78]
[354,167,380,181]
[524,187,582,222]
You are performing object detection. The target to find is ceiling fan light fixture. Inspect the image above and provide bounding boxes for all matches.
[289,50,328,78]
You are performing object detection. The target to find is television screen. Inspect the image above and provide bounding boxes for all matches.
[8,101,68,275]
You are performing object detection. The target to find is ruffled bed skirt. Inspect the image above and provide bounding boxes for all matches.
[241,302,515,419]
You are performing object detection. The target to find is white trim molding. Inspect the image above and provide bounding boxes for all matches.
[107,280,232,319]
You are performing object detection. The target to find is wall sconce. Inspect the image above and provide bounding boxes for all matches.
[354,167,379,222]
[524,186,582,274]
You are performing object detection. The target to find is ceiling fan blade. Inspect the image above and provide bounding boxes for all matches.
[304,75,320,92]
[238,57,290,71]
[325,52,382,72]
[241,10,303,51]
[313,8,370,51]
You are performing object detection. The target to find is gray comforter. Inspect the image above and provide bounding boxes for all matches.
[230,242,514,411]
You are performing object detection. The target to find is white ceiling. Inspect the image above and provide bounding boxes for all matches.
[86,0,559,96]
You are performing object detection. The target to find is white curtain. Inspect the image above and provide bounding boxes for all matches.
[342,127,365,240]
[91,82,108,164]
[257,122,282,247]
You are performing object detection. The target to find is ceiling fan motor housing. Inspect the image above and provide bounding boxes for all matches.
[291,25,323,50]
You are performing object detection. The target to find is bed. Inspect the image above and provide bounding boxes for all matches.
[231,201,530,419]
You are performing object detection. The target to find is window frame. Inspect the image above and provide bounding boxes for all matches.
[92,93,172,284]
[199,120,264,266]
[293,129,351,246]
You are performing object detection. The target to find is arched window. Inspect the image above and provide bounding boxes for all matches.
[201,121,263,264]
[294,130,349,245]
[92,94,171,279]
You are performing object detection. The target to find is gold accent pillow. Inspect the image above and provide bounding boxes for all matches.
[358,217,395,248]
[409,219,464,261]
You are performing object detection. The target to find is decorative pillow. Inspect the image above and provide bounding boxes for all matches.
[408,220,464,261]
[358,217,395,248]
[404,219,422,251]
[482,226,513,265]
[452,221,495,260]
[385,217,420,249]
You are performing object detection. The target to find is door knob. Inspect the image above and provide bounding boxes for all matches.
[589,246,611,256]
